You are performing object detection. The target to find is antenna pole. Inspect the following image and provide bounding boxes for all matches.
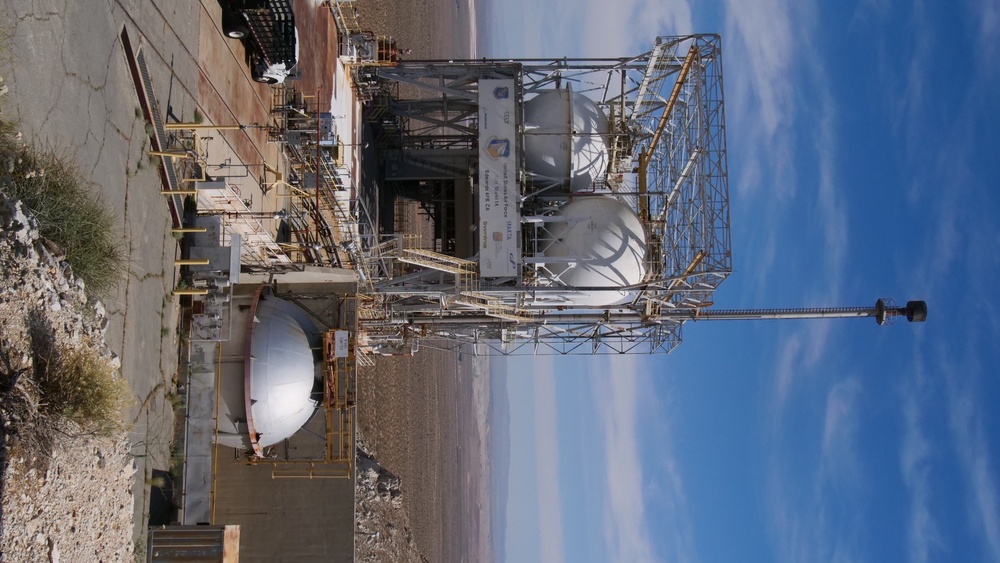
[670,299,927,325]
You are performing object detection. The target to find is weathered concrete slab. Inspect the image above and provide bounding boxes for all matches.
[1,0,188,542]
[182,341,219,525]
[213,451,356,563]
[2,1,356,556]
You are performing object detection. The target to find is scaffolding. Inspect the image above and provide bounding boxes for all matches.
[265,86,372,270]
[358,35,730,355]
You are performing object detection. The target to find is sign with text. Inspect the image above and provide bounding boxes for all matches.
[334,330,349,358]
[478,79,520,277]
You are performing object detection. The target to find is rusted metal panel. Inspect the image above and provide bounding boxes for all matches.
[147,525,240,562]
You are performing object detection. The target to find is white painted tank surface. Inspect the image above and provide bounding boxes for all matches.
[523,89,610,192]
[535,196,647,306]
[216,287,321,452]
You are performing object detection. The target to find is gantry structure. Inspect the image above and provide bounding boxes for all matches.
[355,35,732,355]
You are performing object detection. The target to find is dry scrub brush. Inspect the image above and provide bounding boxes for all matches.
[0,121,127,295]
[38,346,133,436]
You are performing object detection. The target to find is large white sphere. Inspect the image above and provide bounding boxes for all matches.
[523,90,610,192]
[538,196,646,306]
[246,294,320,449]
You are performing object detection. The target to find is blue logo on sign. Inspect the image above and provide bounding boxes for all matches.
[494,86,509,99]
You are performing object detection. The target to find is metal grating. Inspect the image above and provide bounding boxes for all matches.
[121,27,183,227]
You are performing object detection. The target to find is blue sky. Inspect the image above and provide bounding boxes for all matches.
[481,0,1000,561]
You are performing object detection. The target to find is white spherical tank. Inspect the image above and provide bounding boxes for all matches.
[523,89,610,192]
[246,294,321,449]
[537,196,647,306]
[216,287,321,453]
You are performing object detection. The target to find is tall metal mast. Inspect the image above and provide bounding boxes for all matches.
[657,299,928,325]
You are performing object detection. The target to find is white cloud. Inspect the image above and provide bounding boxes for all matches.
[593,362,658,562]
[722,0,794,135]
[973,0,1000,80]
[721,0,848,311]
[866,2,933,164]
[902,179,1000,560]
[490,0,693,58]
[576,0,693,57]
[942,347,1000,561]
[723,3,864,559]
[899,363,943,563]
[774,62,846,394]
[847,0,891,32]
[722,0,797,200]
[758,66,857,554]
[812,93,847,299]
[531,358,566,563]
[765,379,866,563]
[771,321,836,411]
[819,379,863,489]
[592,356,695,563]
[773,334,802,408]
[731,0,847,410]
[896,80,1000,562]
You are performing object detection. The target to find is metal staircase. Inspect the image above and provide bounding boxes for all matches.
[455,289,534,322]
[393,237,533,322]
[398,247,477,274]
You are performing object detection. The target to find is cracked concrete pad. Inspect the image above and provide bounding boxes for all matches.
[5,0,349,549]
[2,0,194,543]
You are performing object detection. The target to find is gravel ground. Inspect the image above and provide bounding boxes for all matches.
[350,1,481,561]
[0,196,135,562]
[354,437,427,563]
[357,0,473,60]
[356,348,464,563]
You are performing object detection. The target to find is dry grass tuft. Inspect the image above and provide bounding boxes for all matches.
[38,346,133,436]
[0,122,127,295]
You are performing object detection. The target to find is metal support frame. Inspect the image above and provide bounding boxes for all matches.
[356,35,731,356]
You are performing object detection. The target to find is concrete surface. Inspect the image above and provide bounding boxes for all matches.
[2,1,356,557]
[2,0,192,543]
[213,454,356,563]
